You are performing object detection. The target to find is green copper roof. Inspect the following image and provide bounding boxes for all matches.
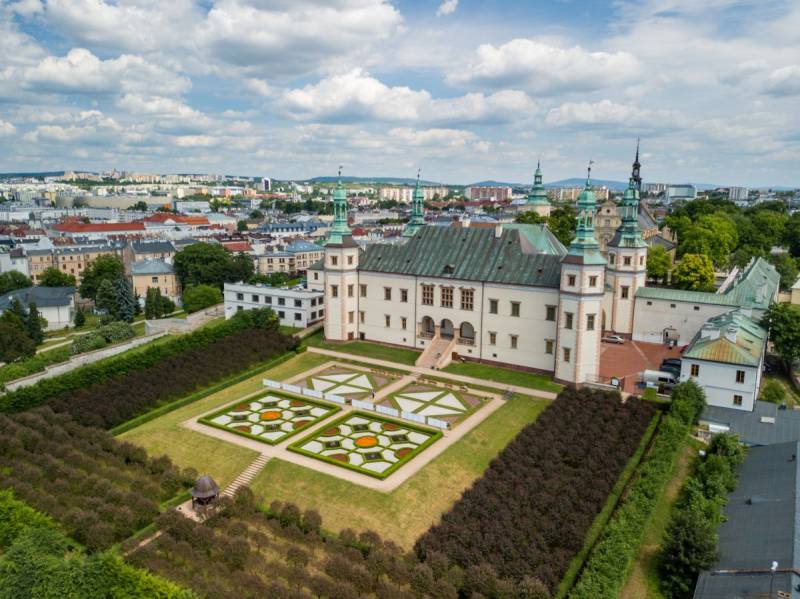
[360,225,566,288]
[403,172,426,238]
[526,161,550,207]
[566,169,605,265]
[635,286,741,307]
[609,177,646,248]
[683,309,767,367]
[327,172,352,246]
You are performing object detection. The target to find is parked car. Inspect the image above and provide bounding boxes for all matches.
[661,358,682,369]
[660,364,681,378]
[602,335,625,344]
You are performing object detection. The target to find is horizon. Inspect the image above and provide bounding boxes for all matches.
[0,1,798,186]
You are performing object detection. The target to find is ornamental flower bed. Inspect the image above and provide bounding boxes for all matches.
[303,367,396,399]
[381,382,484,425]
[288,412,442,479]
[200,392,339,445]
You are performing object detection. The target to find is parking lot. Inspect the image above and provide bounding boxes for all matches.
[599,339,684,394]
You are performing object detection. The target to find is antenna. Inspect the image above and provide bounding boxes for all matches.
[338,165,342,178]
[588,159,594,179]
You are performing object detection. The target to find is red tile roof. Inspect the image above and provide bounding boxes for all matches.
[221,241,252,252]
[143,213,210,225]
[53,222,146,233]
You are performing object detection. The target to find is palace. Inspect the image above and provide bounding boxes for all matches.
[313,158,779,389]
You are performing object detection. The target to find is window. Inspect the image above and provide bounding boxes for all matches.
[313,272,319,280]
[693,306,700,311]
[236,292,244,301]
[670,303,676,308]
[401,317,407,330]
[639,256,644,265]
[489,331,497,345]
[736,370,745,383]
[441,287,453,308]
[400,289,408,303]
[265,296,272,304]
[510,301,520,317]
[360,284,367,297]
[621,286,630,299]
[489,298,498,314]
[565,312,574,329]
[733,395,743,406]
[347,255,353,265]
[385,315,391,327]
[546,305,557,321]
[278,297,285,306]
[589,275,597,287]
[690,364,700,376]
[461,289,474,311]
[330,256,338,266]
[563,347,571,362]
[347,284,354,298]
[237,305,243,312]
[384,287,392,301]
[587,314,595,331]
[545,339,554,354]
[294,313,301,321]
[278,311,285,318]
[567,274,576,286]
[294,299,301,307]
[252,294,260,303]
[623,256,632,266]
[348,311,354,324]
[510,334,518,349]
[359,311,365,324]
[330,285,338,298]
[422,284,434,306]
[151,276,158,284]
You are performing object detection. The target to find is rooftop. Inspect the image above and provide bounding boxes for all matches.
[702,401,800,447]
[0,286,75,309]
[683,309,767,367]
[131,259,174,275]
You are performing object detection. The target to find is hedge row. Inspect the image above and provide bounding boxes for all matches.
[0,309,286,414]
[568,381,707,598]
[0,346,71,385]
[0,491,194,599]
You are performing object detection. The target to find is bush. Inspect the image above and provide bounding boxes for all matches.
[97,320,135,343]
[760,379,786,404]
[0,489,54,550]
[71,332,108,355]
[182,284,222,313]
[0,347,71,385]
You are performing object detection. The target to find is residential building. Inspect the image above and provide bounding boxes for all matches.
[0,286,75,330]
[223,282,324,328]
[123,240,176,270]
[27,244,122,285]
[666,184,697,202]
[130,259,181,305]
[728,186,749,202]
[465,186,511,202]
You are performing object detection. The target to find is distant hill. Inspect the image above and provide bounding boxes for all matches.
[545,178,629,190]
[0,171,65,179]
[306,176,443,186]
[466,180,524,188]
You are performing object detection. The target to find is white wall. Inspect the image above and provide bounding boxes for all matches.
[632,297,732,344]
[680,358,761,411]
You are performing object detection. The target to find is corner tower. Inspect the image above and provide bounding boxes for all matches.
[523,161,551,218]
[403,171,425,238]
[323,169,360,342]
[555,164,605,385]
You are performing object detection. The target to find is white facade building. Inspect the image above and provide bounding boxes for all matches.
[223,282,324,328]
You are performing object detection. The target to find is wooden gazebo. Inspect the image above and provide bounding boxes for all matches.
[191,475,220,511]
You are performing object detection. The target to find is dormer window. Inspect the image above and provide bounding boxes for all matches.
[443,264,454,275]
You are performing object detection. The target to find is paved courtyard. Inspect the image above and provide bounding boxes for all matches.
[600,339,685,393]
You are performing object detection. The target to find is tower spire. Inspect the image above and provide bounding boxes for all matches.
[403,168,426,238]
[526,159,549,208]
[631,139,642,192]
[565,160,604,265]
[326,165,352,245]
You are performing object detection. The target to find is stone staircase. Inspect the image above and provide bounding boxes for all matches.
[415,335,457,370]
[222,454,270,498]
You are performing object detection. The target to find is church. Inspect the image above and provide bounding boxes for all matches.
[312,157,779,388]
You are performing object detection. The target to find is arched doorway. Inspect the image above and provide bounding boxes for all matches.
[440,319,454,339]
[421,316,435,336]
[459,322,475,343]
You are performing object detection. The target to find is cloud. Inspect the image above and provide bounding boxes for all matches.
[436,0,458,17]
[24,110,121,144]
[0,120,16,136]
[764,65,800,96]
[544,99,683,134]
[449,39,639,94]
[21,48,190,96]
[281,69,536,125]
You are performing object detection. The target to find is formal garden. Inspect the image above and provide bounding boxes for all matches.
[199,392,339,445]
[301,364,397,398]
[289,412,442,478]
[380,381,486,425]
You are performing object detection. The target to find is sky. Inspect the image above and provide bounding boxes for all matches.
[0,0,798,186]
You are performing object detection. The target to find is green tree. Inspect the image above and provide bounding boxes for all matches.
[7,297,27,322]
[679,213,738,267]
[182,284,222,313]
[25,303,45,345]
[659,503,719,598]
[94,279,118,319]
[0,271,31,295]
[113,277,136,323]
[79,255,124,300]
[173,242,241,289]
[236,220,248,232]
[514,211,546,225]
[230,252,254,282]
[784,212,800,257]
[647,244,672,283]
[249,209,264,220]
[769,253,799,291]
[73,307,86,328]
[37,267,76,287]
[128,200,148,211]
[761,303,800,368]
[144,287,174,319]
[548,205,577,247]
[671,254,715,291]
[760,379,786,404]
[0,320,35,362]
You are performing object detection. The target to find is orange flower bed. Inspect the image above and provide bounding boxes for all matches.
[382,423,400,431]
[290,399,305,407]
[260,410,281,421]
[355,436,378,448]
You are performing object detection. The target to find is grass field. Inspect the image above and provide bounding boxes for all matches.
[303,331,421,366]
[118,351,331,486]
[443,360,563,393]
[248,394,550,548]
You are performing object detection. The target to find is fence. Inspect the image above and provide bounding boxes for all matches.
[426,417,450,430]
[325,394,346,404]
[352,399,375,411]
[376,405,400,418]
[262,379,282,390]
[281,383,303,395]
[302,388,324,399]
[401,411,426,424]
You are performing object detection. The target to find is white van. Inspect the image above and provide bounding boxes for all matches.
[642,369,677,386]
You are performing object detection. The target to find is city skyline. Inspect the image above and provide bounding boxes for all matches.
[0,0,798,186]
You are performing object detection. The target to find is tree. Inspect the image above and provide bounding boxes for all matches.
[7,297,27,322]
[547,205,577,247]
[114,277,136,323]
[784,212,800,257]
[237,220,248,232]
[37,267,76,288]
[769,253,799,291]
[95,279,119,319]
[659,504,719,598]
[74,307,86,328]
[760,379,786,404]
[182,284,223,313]
[174,243,240,289]
[0,271,31,295]
[679,213,738,267]
[761,303,800,368]
[230,252,254,282]
[647,244,672,283]
[515,211,546,225]
[79,255,124,300]
[0,321,35,362]
[671,254,715,292]
[25,303,45,345]
[249,209,264,220]
[145,287,175,319]
[129,200,149,211]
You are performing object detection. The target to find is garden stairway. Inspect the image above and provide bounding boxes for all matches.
[222,454,270,498]
[415,335,456,370]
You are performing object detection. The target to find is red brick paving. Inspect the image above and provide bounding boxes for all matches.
[600,340,685,394]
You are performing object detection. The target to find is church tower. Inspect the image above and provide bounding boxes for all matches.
[606,149,648,335]
[522,161,551,218]
[323,169,360,342]
[403,171,425,238]
[555,164,605,385]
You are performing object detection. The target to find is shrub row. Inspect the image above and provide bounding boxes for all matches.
[414,387,657,592]
[568,380,707,598]
[70,320,136,355]
[0,491,194,598]
[0,407,196,551]
[0,346,71,386]
[0,308,290,415]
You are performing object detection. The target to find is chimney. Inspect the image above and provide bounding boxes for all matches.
[494,224,503,238]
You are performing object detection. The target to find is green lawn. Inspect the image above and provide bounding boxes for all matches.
[249,394,550,548]
[303,332,421,366]
[762,373,800,407]
[117,352,332,486]
[279,325,304,335]
[443,361,562,394]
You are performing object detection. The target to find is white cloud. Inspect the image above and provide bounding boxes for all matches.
[764,65,800,96]
[8,0,43,17]
[544,99,682,133]
[0,120,16,136]
[172,135,219,148]
[449,39,639,94]
[436,0,458,17]
[22,48,190,96]
[24,110,121,144]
